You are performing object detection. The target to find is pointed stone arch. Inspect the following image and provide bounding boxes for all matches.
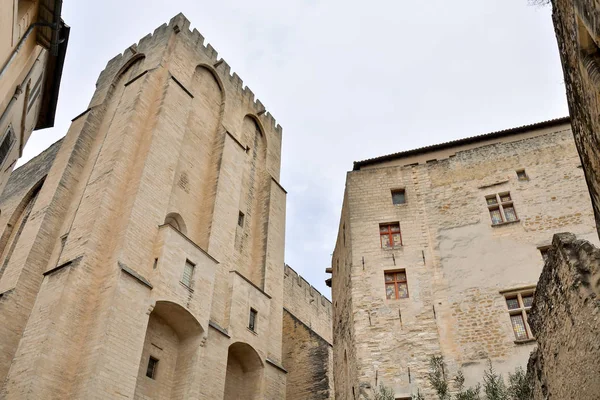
[164,212,187,235]
[224,342,264,399]
[0,177,44,281]
[134,300,204,400]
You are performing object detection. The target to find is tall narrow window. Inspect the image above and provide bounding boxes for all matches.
[249,308,257,332]
[384,270,409,299]
[504,291,534,341]
[391,188,406,205]
[182,260,195,288]
[486,192,518,225]
[380,223,402,248]
[238,211,245,227]
[0,127,15,167]
[146,356,159,379]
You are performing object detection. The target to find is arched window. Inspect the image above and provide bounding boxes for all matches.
[164,213,186,235]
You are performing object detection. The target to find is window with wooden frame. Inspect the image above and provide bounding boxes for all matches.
[181,260,195,288]
[486,192,518,225]
[146,356,159,379]
[384,270,409,299]
[391,188,406,205]
[380,223,402,248]
[504,291,534,341]
[248,308,257,332]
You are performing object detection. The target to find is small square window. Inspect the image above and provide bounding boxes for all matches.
[182,260,195,287]
[238,211,245,227]
[146,356,159,379]
[391,189,406,205]
[516,169,528,181]
[249,308,257,332]
[380,223,402,248]
[384,270,409,299]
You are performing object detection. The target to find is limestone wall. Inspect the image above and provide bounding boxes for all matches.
[527,233,600,399]
[332,122,599,398]
[282,264,334,399]
[551,0,600,236]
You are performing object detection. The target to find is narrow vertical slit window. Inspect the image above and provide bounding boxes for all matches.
[0,127,16,167]
[182,260,195,288]
[249,308,257,332]
[146,356,159,379]
[238,211,245,227]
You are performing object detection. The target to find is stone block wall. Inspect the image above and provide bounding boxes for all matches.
[527,232,600,399]
[282,264,334,399]
[332,121,599,398]
[551,0,600,236]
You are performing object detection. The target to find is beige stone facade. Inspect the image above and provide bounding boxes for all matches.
[0,0,69,195]
[330,118,598,398]
[0,13,332,399]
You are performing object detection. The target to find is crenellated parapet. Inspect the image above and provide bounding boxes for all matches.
[92,13,282,136]
[283,264,332,343]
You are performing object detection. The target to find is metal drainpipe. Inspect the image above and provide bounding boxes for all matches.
[0,21,53,82]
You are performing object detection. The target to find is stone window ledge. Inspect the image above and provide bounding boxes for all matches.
[491,219,520,228]
[382,246,404,251]
[514,338,536,345]
[247,327,258,336]
[179,281,194,293]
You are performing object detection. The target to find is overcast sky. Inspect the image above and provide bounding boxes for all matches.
[20,0,565,298]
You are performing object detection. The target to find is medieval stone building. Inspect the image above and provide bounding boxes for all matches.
[0,0,69,195]
[0,14,332,399]
[329,117,598,398]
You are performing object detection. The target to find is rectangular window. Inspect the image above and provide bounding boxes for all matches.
[504,291,534,341]
[380,223,402,248]
[249,308,257,332]
[238,211,245,227]
[0,127,15,167]
[146,356,159,379]
[182,260,195,287]
[391,189,406,205]
[384,270,409,299]
[516,169,528,181]
[486,192,518,225]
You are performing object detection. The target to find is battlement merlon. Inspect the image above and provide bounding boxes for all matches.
[284,264,333,311]
[90,13,282,136]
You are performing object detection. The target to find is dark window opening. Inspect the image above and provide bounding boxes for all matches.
[238,211,245,227]
[0,127,15,167]
[516,169,528,181]
[391,189,406,205]
[249,308,257,332]
[146,356,159,379]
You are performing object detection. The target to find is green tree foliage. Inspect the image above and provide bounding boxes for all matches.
[420,356,531,400]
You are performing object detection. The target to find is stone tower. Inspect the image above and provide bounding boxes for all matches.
[0,13,288,399]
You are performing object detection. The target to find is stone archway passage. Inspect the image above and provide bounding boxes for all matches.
[223,342,264,400]
[134,301,203,400]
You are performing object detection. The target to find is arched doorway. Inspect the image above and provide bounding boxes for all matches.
[134,301,203,400]
[223,342,264,399]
